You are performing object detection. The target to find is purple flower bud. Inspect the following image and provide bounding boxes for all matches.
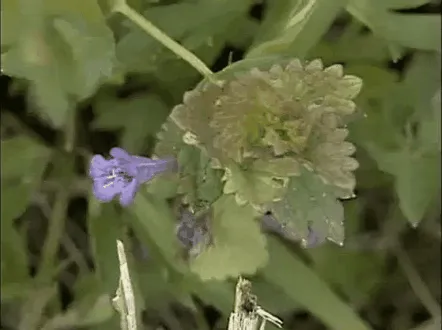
[175,208,210,257]
[89,147,175,206]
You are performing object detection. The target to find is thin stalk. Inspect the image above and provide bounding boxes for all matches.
[394,245,441,320]
[36,107,76,282]
[113,1,219,85]
[36,188,70,282]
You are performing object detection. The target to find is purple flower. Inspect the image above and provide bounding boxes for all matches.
[89,147,174,206]
[175,208,211,257]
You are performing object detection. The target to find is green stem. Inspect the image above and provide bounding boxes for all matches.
[36,185,70,282]
[36,107,76,282]
[113,1,219,85]
[394,245,441,319]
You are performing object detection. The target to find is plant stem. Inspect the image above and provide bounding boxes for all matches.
[36,107,76,282]
[36,188,70,282]
[113,1,219,85]
[394,245,441,320]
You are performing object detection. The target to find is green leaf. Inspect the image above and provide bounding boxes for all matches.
[87,199,122,293]
[308,200,385,305]
[249,275,302,314]
[271,166,345,245]
[190,195,269,280]
[357,53,441,226]
[1,220,30,288]
[187,276,235,315]
[310,242,385,303]
[399,52,441,110]
[261,237,373,330]
[1,0,21,47]
[252,157,301,177]
[73,272,111,305]
[1,281,42,302]
[18,285,59,330]
[116,0,252,101]
[116,0,252,74]
[347,0,441,52]
[170,82,223,160]
[51,15,115,98]
[177,146,223,211]
[311,24,392,63]
[247,0,347,58]
[163,272,198,312]
[222,162,288,207]
[197,164,224,205]
[40,294,114,330]
[130,191,186,273]
[367,145,440,226]
[353,148,392,189]
[209,59,361,195]
[155,119,188,158]
[1,136,50,287]
[420,89,441,152]
[400,53,441,152]
[373,0,432,10]
[145,173,179,200]
[93,92,169,152]
[1,0,115,127]
[130,218,194,312]
[1,136,50,180]
[347,69,404,150]
[214,55,293,81]
[349,64,399,102]
[135,256,174,308]
[114,0,249,101]
[348,61,428,150]
[2,41,71,127]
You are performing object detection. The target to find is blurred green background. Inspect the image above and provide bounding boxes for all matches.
[1,0,441,329]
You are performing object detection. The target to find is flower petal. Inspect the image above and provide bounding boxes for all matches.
[110,148,139,177]
[136,158,174,183]
[110,147,132,160]
[131,155,154,164]
[93,179,120,202]
[119,179,138,207]
[122,161,139,178]
[89,155,112,178]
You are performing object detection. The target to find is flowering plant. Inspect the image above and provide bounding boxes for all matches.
[2,0,440,329]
